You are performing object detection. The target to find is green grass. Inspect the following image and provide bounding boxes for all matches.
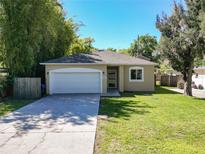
[0,98,33,116]
[95,87,205,154]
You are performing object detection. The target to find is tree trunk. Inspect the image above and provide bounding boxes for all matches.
[183,67,193,96]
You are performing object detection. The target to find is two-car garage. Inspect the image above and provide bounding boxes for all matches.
[49,68,102,94]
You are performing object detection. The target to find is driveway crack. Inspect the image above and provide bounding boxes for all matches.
[27,133,46,154]
[0,132,20,148]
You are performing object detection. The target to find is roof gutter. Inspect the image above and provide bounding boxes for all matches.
[40,63,157,66]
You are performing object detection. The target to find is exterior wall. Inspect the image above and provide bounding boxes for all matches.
[45,64,107,94]
[45,64,155,94]
[194,69,205,75]
[123,65,155,91]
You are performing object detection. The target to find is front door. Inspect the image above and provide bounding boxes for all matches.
[107,69,117,89]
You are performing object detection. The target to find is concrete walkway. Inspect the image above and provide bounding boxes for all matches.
[170,88,205,99]
[0,94,100,154]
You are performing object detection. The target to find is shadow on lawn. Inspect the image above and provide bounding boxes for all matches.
[154,86,180,94]
[157,87,205,100]
[99,99,154,120]
[122,86,180,97]
[99,87,180,120]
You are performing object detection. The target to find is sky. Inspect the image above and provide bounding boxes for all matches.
[61,0,183,49]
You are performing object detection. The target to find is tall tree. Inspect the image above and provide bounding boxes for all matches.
[156,1,205,96]
[129,34,158,62]
[107,48,117,52]
[0,0,75,77]
[118,48,129,54]
[70,37,95,54]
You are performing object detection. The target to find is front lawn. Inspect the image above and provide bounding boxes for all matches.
[0,98,33,116]
[95,87,205,154]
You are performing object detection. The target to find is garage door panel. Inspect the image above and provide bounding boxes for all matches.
[50,72,101,94]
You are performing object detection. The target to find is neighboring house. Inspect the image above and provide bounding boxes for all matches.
[40,50,156,95]
[192,66,205,89]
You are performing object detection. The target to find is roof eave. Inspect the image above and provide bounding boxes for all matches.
[40,62,157,66]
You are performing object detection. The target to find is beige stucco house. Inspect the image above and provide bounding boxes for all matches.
[40,51,156,95]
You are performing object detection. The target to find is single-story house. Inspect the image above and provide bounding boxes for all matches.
[40,51,156,95]
[192,66,205,89]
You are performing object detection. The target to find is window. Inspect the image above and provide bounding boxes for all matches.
[129,67,144,82]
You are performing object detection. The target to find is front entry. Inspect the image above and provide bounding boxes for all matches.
[107,67,118,89]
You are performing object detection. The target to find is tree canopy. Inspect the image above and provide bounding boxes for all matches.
[107,48,117,52]
[0,0,76,77]
[70,37,95,54]
[156,1,205,96]
[128,34,159,62]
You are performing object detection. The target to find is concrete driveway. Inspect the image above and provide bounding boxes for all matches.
[0,94,100,154]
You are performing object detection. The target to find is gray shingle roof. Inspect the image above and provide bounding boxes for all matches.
[41,51,156,65]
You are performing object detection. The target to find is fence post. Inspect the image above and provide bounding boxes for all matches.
[168,75,171,86]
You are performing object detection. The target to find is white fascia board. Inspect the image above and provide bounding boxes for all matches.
[40,63,156,66]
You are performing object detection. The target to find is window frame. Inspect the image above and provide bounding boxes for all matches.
[129,66,144,82]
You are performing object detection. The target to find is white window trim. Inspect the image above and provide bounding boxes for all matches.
[129,66,144,82]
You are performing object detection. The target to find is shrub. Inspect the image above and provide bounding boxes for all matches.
[177,79,184,89]
[0,74,14,97]
[198,84,204,90]
[192,83,198,89]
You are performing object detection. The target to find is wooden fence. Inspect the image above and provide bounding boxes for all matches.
[160,75,182,87]
[13,78,41,99]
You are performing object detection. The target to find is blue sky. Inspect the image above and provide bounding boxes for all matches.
[61,0,182,49]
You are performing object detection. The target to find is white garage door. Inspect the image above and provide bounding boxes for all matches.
[49,68,102,94]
